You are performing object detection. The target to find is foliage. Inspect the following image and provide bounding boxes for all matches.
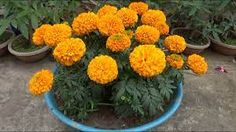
[0,0,79,39]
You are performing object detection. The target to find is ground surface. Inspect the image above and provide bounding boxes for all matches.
[0,49,235,131]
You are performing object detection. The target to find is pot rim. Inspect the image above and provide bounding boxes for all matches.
[171,27,210,49]
[44,67,183,131]
[0,30,14,49]
[209,36,236,49]
[8,35,50,56]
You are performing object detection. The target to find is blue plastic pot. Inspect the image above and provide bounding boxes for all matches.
[44,82,183,131]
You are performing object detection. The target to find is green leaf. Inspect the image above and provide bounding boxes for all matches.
[18,23,29,39]
[0,19,10,36]
[31,15,38,29]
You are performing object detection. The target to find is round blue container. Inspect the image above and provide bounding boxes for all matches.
[44,82,183,131]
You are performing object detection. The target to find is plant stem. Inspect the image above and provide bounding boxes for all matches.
[28,0,33,45]
[97,103,114,106]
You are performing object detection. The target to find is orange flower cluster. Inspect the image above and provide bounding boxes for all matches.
[117,7,138,28]
[106,33,131,52]
[166,54,184,69]
[164,35,186,53]
[135,25,160,44]
[97,5,117,17]
[72,12,98,36]
[32,24,52,45]
[187,54,208,75]
[53,38,86,66]
[28,69,53,96]
[128,2,148,15]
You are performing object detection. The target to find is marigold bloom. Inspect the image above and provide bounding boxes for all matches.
[164,35,186,53]
[129,45,166,77]
[154,22,169,35]
[128,2,148,15]
[187,54,208,75]
[53,38,86,66]
[166,54,184,69]
[72,12,98,36]
[117,7,138,28]
[97,14,125,36]
[43,24,72,47]
[28,69,54,96]
[141,9,166,27]
[87,55,118,84]
[106,33,131,52]
[135,25,160,44]
[97,5,117,17]
[32,24,52,45]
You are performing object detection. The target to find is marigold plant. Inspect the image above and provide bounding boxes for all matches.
[32,24,52,45]
[166,54,184,69]
[28,69,53,96]
[97,14,125,36]
[53,38,86,66]
[72,12,98,36]
[135,25,160,44]
[28,2,208,122]
[97,5,117,17]
[117,7,138,28]
[87,55,118,84]
[43,23,72,47]
[164,35,186,53]
[187,54,208,75]
[106,33,131,52]
[128,2,148,15]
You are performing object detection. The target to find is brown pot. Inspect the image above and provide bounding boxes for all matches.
[210,37,236,56]
[0,31,14,56]
[8,35,50,62]
[171,27,210,55]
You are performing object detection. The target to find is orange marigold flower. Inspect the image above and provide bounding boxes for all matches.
[129,45,166,77]
[28,69,54,96]
[43,24,72,47]
[128,2,148,15]
[32,24,52,45]
[87,55,118,84]
[53,38,86,66]
[164,35,186,53]
[97,14,125,36]
[141,9,166,27]
[72,12,98,36]
[166,54,184,69]
[97,5,117,17]
[187,54,208,75]
[117,7,138,28]
[154,22,169,35]
[106,33,131,52]
[135,25,160,44]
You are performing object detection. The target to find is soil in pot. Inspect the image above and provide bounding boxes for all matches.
[12,36,44,52]
[0,31,12,44]
[223,37,236,46]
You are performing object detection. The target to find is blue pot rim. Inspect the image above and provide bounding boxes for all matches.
[44,76,183,132]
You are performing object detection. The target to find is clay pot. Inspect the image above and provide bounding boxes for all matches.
[210,37,236,56]
[171,27,210,55]
[0,31,14,56]
[8,35,50,62]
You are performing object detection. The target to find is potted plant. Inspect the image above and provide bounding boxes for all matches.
[0,30,14,56]
[203,1,236,56]
[0,0,80,62]
[158,1,212,54]
[27,2,208,131]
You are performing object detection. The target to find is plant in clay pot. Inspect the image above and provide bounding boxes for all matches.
[203,0,236,55]
[27,2,208,131]
[0,30,14,56]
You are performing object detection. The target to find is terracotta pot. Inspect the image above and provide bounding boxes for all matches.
[171,27,210,55]
[8,35,50,62]
[0,31,14,56]
[210,37,236,56]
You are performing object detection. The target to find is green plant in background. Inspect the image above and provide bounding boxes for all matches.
[201,0,236,45]
[0,0,80,52]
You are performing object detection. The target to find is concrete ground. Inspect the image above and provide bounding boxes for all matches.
[0,49,235,131]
